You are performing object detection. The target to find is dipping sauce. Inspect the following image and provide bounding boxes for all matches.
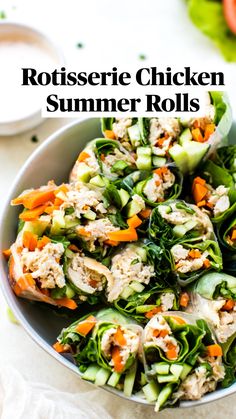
[0,24,62,127]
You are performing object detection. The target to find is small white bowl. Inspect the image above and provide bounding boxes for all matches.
[0,22,64,136]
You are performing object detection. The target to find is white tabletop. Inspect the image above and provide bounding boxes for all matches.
[0,1,236,417]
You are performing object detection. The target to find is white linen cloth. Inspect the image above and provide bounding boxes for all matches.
[0,366,112,419]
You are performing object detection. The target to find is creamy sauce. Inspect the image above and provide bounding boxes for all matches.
[0,35,59,122]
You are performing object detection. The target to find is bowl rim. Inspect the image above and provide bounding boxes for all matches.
[0,117,235,409]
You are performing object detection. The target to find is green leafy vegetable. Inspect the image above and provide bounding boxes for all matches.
[188,0,236,62]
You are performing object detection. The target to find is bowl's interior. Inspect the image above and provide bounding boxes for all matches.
[1,117,236,408]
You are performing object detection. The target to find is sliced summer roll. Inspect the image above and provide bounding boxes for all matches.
[70,138,136,183]
[7,232,78,309]
[170,241,222,286]
[11,181,131,257]
[54,308,143,396]
[131,166,183,207]
[149,200,214,246]
[103,93,231,174]
[190,272,236,344]
[143,312,225,410]
[191,160,236,223]
[65,246,113,304]
[105,240,174,312]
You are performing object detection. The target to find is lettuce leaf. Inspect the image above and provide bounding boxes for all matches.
[188,0,236,62]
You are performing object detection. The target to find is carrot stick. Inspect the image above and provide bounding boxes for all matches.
[204,123,215,142]
[53,342,69,353]
[104,239,120,246]
[111,346,124,373]
[127,215,142,229]
[104,130,116,139]
[78,151,90,162]
[193,183,208,203]
[107,228,138,242]
[222,299,235,311]
[76,315,97,335]
[170,316,186,325]
[19,205,47,221]
[12,189,55,209]
[139,208,152,218]
[55,298,78,310]
[197,200,207,207]
[23,231,38,251]
[37,236,51,250]
[114,327,126,346]
[145,306,163,319]
[203,259,211,268]
[179,292,190,308]
[192,128,204,143]
[206,344,223,357]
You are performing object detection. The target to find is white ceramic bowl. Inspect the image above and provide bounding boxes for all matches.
[0,22,64,136]
[0,118,235,408]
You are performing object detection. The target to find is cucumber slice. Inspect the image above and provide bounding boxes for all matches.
[136,146,152,170]
[170,364,183,379]
[111,160,129,173]
[169,144,189,174]
[82,364,100,381]
[180,364,192,380]
[120,286,135,300]
[130,281,145,293]
[95,367,111,386]
[51,210,66,235]
[22,219,50,236]
[124,362,137,397]
[83,209,97,220]
[107,371,121,387]
[152,156,167,167]
[179,128,192,145]
[157,374,178,384]
[142,380,160,402]
[140,372,148,386]
[76,162,92,182]
[173,225,187,238]
[64,216,79,229]
[89,175,105,187]
[183,141,209,173]
[126,200,143,217]
[128,123,141,147]
[65,284,76,299]
[135,180,146,195]
[153,363,170,375]
[155,384,173,412]
[184,220,198,232]
[118,188,130,208]
[136,247,147,262]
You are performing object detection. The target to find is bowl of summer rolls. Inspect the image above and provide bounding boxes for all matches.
[1,91,236,411]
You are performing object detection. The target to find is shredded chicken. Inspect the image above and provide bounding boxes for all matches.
[61,182,107,218]
[107,246,154,302]
[76,218,119,252]
[21,243,65,289]
[171,244,209,274]
[173,357,224,401]
[143,170,175,202]
[101,326,140,369]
